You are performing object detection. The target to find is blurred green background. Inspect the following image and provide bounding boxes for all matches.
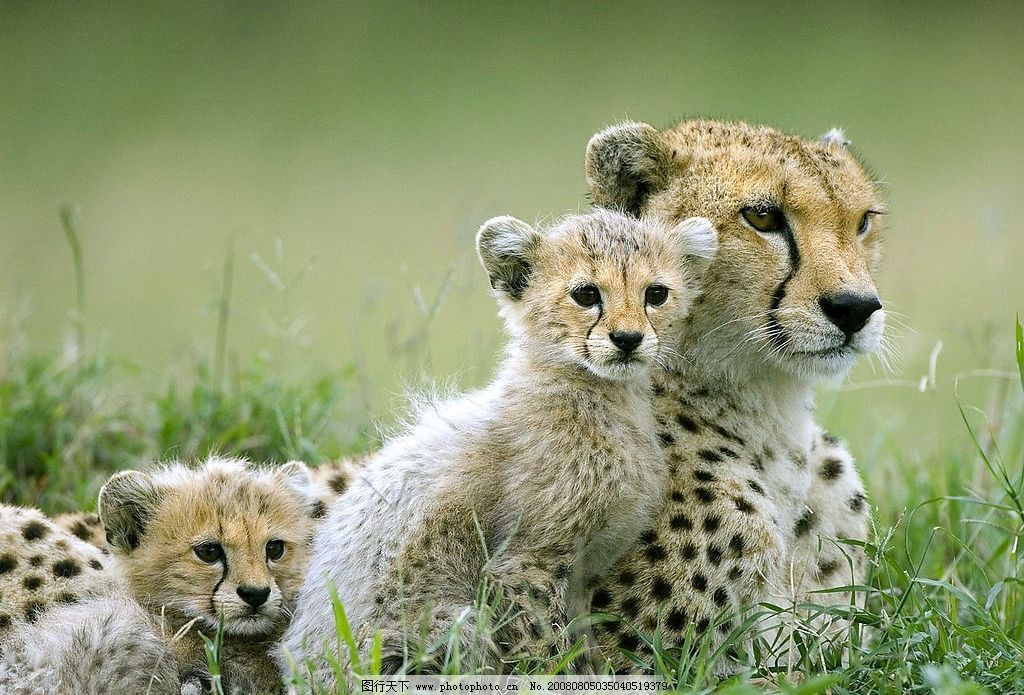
[1,1,1021,472]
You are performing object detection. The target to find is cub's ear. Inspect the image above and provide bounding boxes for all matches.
[820,128,851,148]
[476,216,542,301]
[276,460,319,507]
[666,216,718,279]
[98,470,161,552]
[586,122,673,216]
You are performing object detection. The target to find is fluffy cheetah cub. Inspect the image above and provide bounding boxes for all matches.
[281,209,717,683]
[100,457,321,694]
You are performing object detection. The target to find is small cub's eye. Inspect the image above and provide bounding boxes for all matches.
[266,540,285,562]
[741,206,786,233]
[858,213,871,236]
[193,542,223,564]
[571,285,601,307]
[645,285,669,306]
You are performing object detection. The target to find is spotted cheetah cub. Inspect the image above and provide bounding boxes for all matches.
[99,457,321,694]
[280,209,717,684]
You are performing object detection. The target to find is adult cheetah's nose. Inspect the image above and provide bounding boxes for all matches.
[237,585,271,608]
[818,292,882,337]
[609,331,644,354]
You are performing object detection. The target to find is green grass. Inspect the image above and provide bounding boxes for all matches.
[1,211,1021,693]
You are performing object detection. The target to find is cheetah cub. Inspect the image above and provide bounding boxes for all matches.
[281,209,717,683]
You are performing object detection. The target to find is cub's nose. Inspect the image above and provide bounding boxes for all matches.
[609,331,644,354]
[237,585,271,608]
[818,292,882,337]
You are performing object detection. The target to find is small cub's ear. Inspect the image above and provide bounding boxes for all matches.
[276,460,319,507]
[820,128,851,148]
[476,216,542,301]
[586,122,673,216]
[98,470,161,552]
[666,216,718,278]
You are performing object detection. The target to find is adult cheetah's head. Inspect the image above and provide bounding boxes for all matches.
[586,120,887,383]
[98,457,319,637]
[477,208,717,381]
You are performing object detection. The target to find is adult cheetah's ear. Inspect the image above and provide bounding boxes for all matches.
[98,470,161,553]
[586,122,673,216]
[820,128,851,148]
[666,216,718,279]
[476,216,542,301]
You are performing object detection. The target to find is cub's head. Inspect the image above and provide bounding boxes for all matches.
[99,457,319,637]
[586,120,886,381]
[477,208,717,381]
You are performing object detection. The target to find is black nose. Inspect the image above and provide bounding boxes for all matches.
[237,585,271,608]
[818,292,882,337]
[609,331,644,354]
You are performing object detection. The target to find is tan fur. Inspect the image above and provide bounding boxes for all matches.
[584,120,880,671]
[98,457,321,694]
[281,210,717,686]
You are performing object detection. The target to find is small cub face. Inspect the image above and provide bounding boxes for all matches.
[477,209,717,380]
[99,457,319,637]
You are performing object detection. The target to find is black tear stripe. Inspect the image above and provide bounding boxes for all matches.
[766,226,802,346]
[584,304,603,361]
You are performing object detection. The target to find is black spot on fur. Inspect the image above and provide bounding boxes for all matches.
[821,457,844,480]
[621,597,640,618]
[713,425,745,446]
[24,601,45,623]
[729,534,745,556]
[70,522,93,541]
[311,500,327,519]
[718,446,739,458]
[21,521,49,542]
[658,431,675,446]
[728,566,743,581]
[670,490,685,503]
[681,542,697,560]
[703,515,721,533]
[734,497,755,514]
[706,545,723,566]
[592,588,612,610]
[88,559,103,571]
[713,588,729,607]
[698,449,722,463]
[694,487,715,503]
[22,576,43,591]
[618,631,640,651]
[850,492,867,512]
[28,555,43,568]
[747,479,765,495]
[751,455,765,471]
[696,617,710,633]
[329,476,348,494]
[666,608,687,631]
[693,469,715,482]
[0,614,10,632]
[817,559,840,578]
[670,514,692,531]
[640,529,657,544]
[794,510,816,537]
[651,577,672,601]
[823,432,840,446]
[56,592,78,605]
[53,559,82,579]
[676,413,699,433]
[0,555,17,574]
[618,569,636,587]
[691,573,708,592]
[645,544,667,562]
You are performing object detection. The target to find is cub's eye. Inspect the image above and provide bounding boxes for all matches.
[858,213,872,235]
[571,285,601,307]
[741,206,786,233]
[266,540,285,562]
[193,542,223,564]
[645,285,669,307]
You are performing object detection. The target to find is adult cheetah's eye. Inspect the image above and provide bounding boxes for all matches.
[740,206,786,233]
[193,542,224,564]
[645,285,669,307]
[266,540,285,562]
[571,285,601,308]
[858,213,871,236]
